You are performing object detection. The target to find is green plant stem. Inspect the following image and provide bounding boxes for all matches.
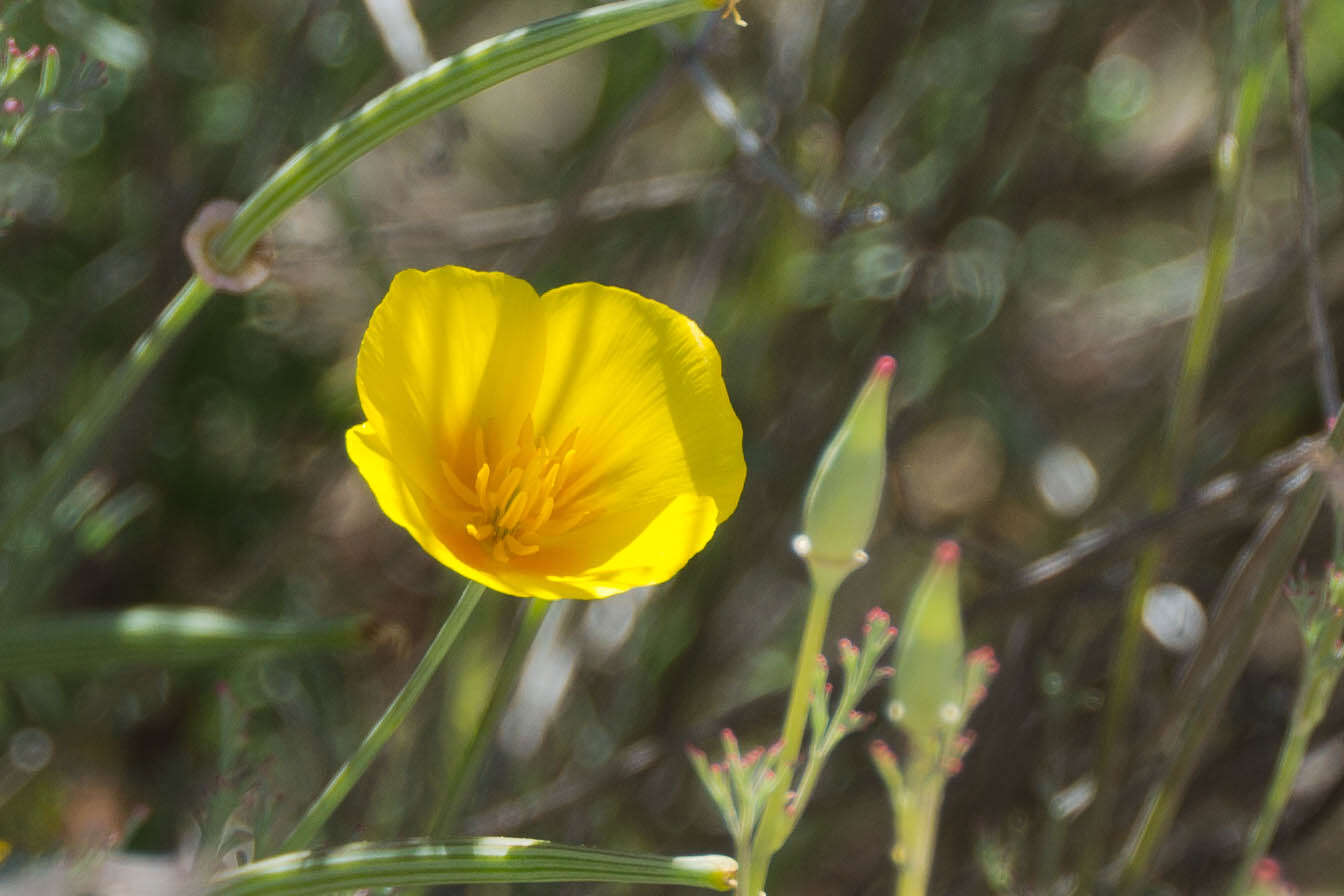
[0,0,717,611]
[1077,38,1269,890]
[1227,646,1342,895]
[0,607,367,677]
[206,838,738,896]
[895,746,946,896]
[1113,410,1344,894]
[0,276,213,612]
[742,564,847,896]
[279,580,486,853]
[430,597,551,835]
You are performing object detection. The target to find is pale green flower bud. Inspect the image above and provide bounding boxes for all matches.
[793,356,895,577]
[37,46,59,102]
[889,540,966,742]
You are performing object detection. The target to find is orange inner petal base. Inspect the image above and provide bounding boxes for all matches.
[441,415,589,563]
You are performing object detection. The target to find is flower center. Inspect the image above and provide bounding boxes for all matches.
[442,415,586,563]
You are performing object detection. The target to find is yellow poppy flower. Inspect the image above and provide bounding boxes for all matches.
[347,265,745,601]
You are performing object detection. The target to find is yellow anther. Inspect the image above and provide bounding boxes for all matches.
[499,490,528,530]
[447,415,582,562]
[475,463,492,508]
[505,534,540,556]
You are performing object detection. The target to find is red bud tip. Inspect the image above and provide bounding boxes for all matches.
[6,38,18,56]
[816,653,828,668]
[3,97,22,115]
[873,355,897,378]
[824,682,833,695]
[24,44,39,60]
[838,638,856,654]
[686,745,706,759]
[943,757,964,776]
[47,45,58,57]
[865,607,890,625]
[935,540,960,565]
[1252,858,1282,882]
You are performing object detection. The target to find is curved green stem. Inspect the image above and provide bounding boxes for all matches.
[430,597,551,835]
[207,838,738,896]
[0,607,366,677]
[0,0,717,610]
[279,580,486,853]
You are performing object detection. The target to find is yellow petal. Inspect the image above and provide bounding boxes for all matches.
[532,282,744,522]
[354,267,546,499]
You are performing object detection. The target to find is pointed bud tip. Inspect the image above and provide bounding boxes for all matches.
[935,540,960,565]
[873,355,896,378]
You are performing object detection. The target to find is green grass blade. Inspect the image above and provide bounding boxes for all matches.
[0,607,367,677]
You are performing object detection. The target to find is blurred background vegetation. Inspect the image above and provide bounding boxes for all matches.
[4,0,1344,893]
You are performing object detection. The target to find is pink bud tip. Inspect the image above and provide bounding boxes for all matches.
[686,745,706,759]
[873,355,897,378]
[47,45,58,57]
[865,607,890,624]
[935,540,960,565]
[3,98,22,115]
[816,654,828,668]
[6,38,18,56]
[943,758,964,776]
[24,44,39,60]
[1253,858,1282,882]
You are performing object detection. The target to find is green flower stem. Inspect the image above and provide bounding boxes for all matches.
[430,597,551,835]
[1227,643,1343,895]
[895,745,946,896]
[1113,411,1344,895]
[279,580,486,854]
[206,838,738,896]
[1078,29,1269,888]
[743,563,847,896]
[0,0,718,608]
[0,607,367,677]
